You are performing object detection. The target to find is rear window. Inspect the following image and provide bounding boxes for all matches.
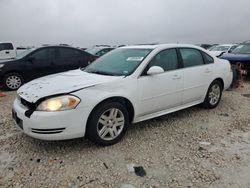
[0,43,14,51]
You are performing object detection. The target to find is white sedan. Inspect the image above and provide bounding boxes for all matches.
[13,44,232,146]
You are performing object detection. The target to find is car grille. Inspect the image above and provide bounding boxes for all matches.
[31,128,65,134]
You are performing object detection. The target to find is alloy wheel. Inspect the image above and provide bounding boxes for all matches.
[97,108,125,141]
[208,84,221,105]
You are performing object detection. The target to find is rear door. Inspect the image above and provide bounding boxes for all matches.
[138,48,183,116]
[0,43,16,60]
[178,48,214,104]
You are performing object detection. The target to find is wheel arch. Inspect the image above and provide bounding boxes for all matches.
[213,77,224,90]
[87,96,135,124]
[3,71,25,80]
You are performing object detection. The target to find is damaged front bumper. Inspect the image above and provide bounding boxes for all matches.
[12,98,88,140]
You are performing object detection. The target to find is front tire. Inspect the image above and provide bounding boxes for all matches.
[86,102,129,146]
[202,80,222,109]
[3,73,24,90]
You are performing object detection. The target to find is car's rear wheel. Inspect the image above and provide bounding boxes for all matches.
[86,102,129,146]
[3,73,24,90]
[202,80,222,109]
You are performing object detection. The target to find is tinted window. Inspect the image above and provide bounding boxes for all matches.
[0,43,14,50]
[203,52,214,64]
[180,48,204,68]
[30,48,55,60]
[147,49,178,71]
[59,48,80,58]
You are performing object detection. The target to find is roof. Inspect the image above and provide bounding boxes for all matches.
[121,43,204,50]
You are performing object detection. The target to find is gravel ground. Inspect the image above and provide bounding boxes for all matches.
[0,81,250,188]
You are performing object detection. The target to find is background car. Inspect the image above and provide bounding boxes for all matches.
[0,42,16,60]
[220,41,250,76]
[13,44,232,146]
[85,45,114,57]
[196,44,213,49]
[0,45,96,90]
[209,44,238,57]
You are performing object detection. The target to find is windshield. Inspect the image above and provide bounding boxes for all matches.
[231,44,250,54]
[211,45,230,51]
[16,48,35,59]
[84,48,152,76]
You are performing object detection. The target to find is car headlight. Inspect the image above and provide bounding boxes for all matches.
[0,64,5,68]
[37,95,80,112]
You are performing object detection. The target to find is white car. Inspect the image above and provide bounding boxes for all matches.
[13,44,232,146]
[0,42,16,60]
[209,44,237,57]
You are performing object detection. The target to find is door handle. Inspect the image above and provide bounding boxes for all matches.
[172,75,182,80]
[5,51,9,54]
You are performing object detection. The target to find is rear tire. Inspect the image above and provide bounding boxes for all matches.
[86,102,129,146]
[202,80,222,109]
[3,73,24,90]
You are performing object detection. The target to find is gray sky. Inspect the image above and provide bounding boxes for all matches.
[0,0,250,48]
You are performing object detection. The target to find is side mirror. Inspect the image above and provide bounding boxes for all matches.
[147,66,164,75]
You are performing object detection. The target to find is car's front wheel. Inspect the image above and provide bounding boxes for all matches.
[3,73,24,90]
[202,80,222,109]
[86,102,129,146]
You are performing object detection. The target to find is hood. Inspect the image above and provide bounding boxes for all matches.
[220,53,250,61]
[17,69,122,103]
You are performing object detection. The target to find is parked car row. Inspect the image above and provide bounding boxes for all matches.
[196,41,250,75]
[12,44,233,145]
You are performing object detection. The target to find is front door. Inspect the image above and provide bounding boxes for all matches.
[137,48,183,116]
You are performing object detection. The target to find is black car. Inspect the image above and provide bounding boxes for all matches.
[0,45,96,90]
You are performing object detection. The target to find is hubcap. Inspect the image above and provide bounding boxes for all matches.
[208,84,221,105]
[97,108,125,141]
[6,75,22,89]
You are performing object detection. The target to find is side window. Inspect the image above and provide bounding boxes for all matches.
[0,43,13,50]
[30,48,55,60]
[59,48,79,59]
[0,44,3,51]
[4,43,14,50]
[179,48,204,68]
[147,49,178,72]
[202,52,214,64]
